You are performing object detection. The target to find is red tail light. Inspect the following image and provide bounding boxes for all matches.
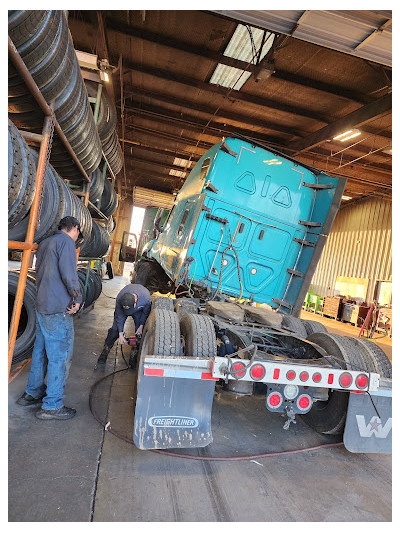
[267,392,283,408]
[312,372,322,383]
[299,371,309,382]
[339,372,352,388]
[297,394,312,411]
[286,370,296,381]
[355,374,368,389]
[250,364,265,380]
[233,362,246,378]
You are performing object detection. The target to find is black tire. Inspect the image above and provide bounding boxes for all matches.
[137,309,181,388]
[302,332,366,435]
[8,11,48,47]
[301,319,328,335]
[8,271,37,364]
[106,261,114,279]
[180,314,217,358]
[346,337,392,378]
[281,314,307,339]
[151,295,174,311]
[174,299,199,319]
[8,120,37,228]
[77,269,95,308]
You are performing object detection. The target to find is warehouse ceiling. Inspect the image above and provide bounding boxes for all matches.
[67,10,392,204]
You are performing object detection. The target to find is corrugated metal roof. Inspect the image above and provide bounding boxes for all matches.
[212,10,392,66]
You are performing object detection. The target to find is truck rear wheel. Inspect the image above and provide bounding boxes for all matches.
[281,315,307,339]
[301,318,327,335]
[136,309,180,389]
[301,332,365,435]
[346,337,392,378]
[151,295,174,311]
[180,314,217,358]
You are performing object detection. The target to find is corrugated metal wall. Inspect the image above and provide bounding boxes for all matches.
[310,197,392,303]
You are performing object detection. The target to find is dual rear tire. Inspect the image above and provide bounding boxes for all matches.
[302,332,391,435]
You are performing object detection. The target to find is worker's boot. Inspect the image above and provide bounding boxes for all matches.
[97,343,112,365]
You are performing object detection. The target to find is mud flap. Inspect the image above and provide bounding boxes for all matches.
[134,359,217,450]
[344,390,392,454]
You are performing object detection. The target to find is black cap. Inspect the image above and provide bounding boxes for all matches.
[120,293,136,316]
[58,216,83,239]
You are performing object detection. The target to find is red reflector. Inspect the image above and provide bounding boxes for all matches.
[273,368,280,380]
[251,364,265,380]
[328,373,334,385]
[269,393,282,407]
[298,395,311,410]
[286,370,296,381]
[300,371,309,382]
[144,368,164,377]
[233,362,246,378]
[339,372,352,388]
[312,372,322,383]
[201,372,219,381]
[355,374,368,389]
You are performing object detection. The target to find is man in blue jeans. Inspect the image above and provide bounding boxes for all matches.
[17,216,83,420]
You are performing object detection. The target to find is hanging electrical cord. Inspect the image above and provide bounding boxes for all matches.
[88,364,344,460]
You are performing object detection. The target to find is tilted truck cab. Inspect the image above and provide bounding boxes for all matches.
[133,136,392,454]
[139,136,345,315]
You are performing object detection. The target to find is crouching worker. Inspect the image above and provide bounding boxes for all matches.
[97,283,151,365]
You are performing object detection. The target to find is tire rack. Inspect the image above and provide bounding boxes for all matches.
[8,36,118,378]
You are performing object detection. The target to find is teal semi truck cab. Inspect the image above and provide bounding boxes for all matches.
[132,136,392,454]
[136,136,346,315]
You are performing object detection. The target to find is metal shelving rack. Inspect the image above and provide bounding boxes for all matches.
[7,36,114,378]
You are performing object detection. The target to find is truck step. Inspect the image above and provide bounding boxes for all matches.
[293,237,316,247]
[287,268,305,277]
[299,220,322,227]
[303,182,335,190]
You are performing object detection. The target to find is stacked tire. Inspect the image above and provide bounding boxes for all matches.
[85,80,123,177]
[9,267,103,364]
[8,11,102,181]
[8,119,36,231]
[79,220,110,258]
[8,270,37,364]
[88,168,105,206]
[8,125,92,246]
[77,268,102,308]
[99,178,118,217]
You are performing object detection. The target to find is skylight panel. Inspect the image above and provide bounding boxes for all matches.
[209,24,275,90]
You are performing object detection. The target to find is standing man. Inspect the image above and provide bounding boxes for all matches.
[17,216,83,420]
[97,283,151,365]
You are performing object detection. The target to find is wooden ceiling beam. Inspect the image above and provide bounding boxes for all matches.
[122,86,304,137]
[124,103,287,146]
[110,57,328,123]
[123,141,201,162]
[290,93,392,153]
[104,16,376,105]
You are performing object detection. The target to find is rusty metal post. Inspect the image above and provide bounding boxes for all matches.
[8,114,54,375]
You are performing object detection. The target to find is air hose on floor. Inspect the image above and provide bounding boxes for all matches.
[89,358,344,461]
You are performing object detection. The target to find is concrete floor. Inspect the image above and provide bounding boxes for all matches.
[8,276,392,522]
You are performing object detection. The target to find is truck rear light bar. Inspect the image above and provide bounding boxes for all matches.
[142,356,380,393]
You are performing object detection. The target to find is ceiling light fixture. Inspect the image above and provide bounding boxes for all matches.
[341,195,352,200]
[333,129,361,142]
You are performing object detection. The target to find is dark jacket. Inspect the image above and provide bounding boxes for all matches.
[114,284,151,333]
[35,230,82,314]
